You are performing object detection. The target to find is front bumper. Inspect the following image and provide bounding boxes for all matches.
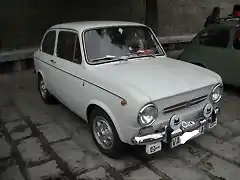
[132,107,220,145]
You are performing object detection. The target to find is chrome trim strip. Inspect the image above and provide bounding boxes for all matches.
[34,57,126,100]
[163,95,207,114]
[132,110,219,145]
[132,133,164,145]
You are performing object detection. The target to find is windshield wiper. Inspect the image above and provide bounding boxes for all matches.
[91,55,117,62]
[116,55,129,64]
[127,50,156,59]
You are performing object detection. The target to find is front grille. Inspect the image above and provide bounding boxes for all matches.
[163,95,208,114]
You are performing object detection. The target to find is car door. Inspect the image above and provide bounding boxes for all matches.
[180,26,232,83]
[220,27,240,86]
[35,30,57,94]
[53,29,85,117]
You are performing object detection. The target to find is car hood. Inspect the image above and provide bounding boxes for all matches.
[93,56,221,101]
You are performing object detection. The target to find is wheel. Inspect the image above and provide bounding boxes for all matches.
[90,108,124,158]
[38,75,56,104]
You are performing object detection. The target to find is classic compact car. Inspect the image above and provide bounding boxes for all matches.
[34,21,223,158]
[179,17,240,87]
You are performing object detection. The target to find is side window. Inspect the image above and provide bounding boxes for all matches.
[198,28,230,48]
[57,31,82,64]
[42,31,56,55]
[233,29,240,50]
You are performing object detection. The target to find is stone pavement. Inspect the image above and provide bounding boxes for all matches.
[1,70,240,180]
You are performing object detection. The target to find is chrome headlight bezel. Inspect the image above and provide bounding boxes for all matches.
[138,103,158,127]
[211,84,223,103]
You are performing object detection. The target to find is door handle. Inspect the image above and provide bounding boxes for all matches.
[50,60,56,64]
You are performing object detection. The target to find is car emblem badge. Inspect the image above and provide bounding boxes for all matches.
[174,118,180,126]
[207,107,212,113]
[203,104,213,118]
[169,115,182,131]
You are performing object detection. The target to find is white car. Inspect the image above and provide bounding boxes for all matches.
[34,21,223,158]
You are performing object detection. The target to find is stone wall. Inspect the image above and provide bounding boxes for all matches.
[0,0,145,50]
[157,0,240,36]
[1,0,239,50]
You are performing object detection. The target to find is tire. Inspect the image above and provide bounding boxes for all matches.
[38,75,56,104]
[90,108,124,158]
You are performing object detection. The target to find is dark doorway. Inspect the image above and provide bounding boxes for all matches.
[145,0,158,35]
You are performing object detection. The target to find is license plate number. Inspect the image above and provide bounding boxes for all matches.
[171,126,204,148]
[146,142,162,155]
[171,136,181,148]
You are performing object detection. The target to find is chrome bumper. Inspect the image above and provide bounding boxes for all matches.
[132,107,220,145]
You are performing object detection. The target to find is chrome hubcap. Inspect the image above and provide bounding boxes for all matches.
[40,79,47,99]
[93,116,114,149]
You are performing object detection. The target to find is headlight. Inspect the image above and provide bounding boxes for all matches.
[138,104,158,127]
[211,84,223,103]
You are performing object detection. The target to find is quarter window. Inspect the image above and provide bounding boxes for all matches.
[57,31,82,64]
[42,31,56,55]
[197,29,230,48]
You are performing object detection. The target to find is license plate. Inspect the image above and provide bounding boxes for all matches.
[209,119,217,129]
[171,136,181,148]
[171,126,204,148]
[146,142,162,155]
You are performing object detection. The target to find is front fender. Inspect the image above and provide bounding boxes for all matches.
[87,99,124,142]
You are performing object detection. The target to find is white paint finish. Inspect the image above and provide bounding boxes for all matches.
[93,57,221,101]
[34,21,222,145]
[50,21,146,33]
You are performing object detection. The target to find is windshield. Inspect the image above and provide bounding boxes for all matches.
[83,26,164,64]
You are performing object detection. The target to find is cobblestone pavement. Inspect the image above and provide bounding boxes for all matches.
[1,70,240,180]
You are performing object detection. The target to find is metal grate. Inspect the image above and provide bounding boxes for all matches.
[163,95,208,114]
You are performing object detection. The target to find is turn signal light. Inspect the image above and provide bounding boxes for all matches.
[121,99,127,106]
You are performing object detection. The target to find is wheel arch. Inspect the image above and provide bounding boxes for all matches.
[37,70,44,80]
[86,100,123,142]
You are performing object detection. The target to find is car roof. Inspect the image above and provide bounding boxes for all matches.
[50,21,146,32]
